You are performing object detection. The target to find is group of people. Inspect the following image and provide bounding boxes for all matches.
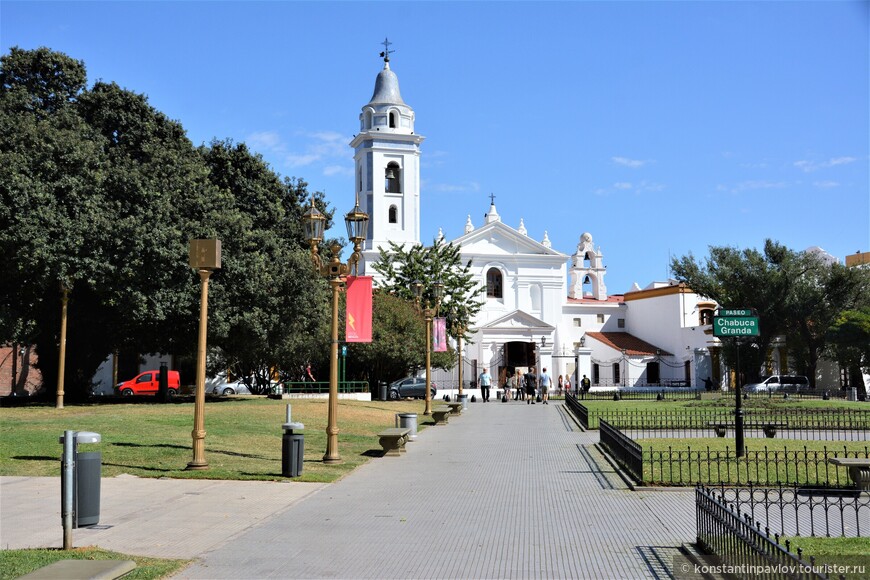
[477,368,592,404]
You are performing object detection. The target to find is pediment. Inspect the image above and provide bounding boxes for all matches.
[453,221,566,258]
[481,310,554,332]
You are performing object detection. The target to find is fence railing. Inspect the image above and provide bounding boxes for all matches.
[711,483,869,538]
[696,485,828,580]
[565,392,587,427]
[596,420,870,487]
[599,419,643,483]
[647,443,869,487]
[280,381,370,394]
[579,407,870,441]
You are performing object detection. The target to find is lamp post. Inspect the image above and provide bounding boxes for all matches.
[187,239,221,470]
[56,285,69,409]
[412,279,444,416]
[302,196,368,464]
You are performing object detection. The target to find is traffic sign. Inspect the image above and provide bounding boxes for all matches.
[717,308,755,317]
[713,316,760,337]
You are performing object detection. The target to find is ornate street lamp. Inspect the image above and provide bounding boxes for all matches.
[412,279,444,415]
[302,196,368,464]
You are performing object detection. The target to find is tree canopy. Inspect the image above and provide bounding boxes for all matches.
[671,240,870,387]
[0,46,334,398]
[370,239,484,381]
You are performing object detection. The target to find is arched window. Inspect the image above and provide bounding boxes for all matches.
[388,205,398,224]
[389,111,397,128]
[486,268,503,298]
[364,110,373,130]
[699,308,714,326]
[584,252,593,268]
[385,162,401,193]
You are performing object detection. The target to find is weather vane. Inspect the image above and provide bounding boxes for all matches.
[380,37,394,63]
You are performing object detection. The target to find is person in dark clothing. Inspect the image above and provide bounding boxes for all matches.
[525,371,537,404]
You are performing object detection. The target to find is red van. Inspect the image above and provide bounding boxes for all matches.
[116,370,180,396]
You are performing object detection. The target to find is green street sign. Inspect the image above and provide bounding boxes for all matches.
[713,316,760,337]
[718,308,755,317]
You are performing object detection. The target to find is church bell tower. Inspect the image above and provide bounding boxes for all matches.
[350,40,425,275]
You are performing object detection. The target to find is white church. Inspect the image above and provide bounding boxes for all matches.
[351,50,724,394]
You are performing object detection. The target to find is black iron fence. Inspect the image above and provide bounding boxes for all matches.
[596,420,869,486]
[647,443,869,487]
[711,483,869,538]
[696,485,829,580]
[599,419,643,483]
[579,406,870,441]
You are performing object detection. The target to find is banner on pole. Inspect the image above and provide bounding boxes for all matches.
[345,276,373,343]
[433,317,447,352]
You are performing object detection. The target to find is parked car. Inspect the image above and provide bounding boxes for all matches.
[389,376,437,400]
[743,375,810,393]
[207,380,254,396]
[116,370,180,396]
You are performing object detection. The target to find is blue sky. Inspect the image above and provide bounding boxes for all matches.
[4,1,868,294]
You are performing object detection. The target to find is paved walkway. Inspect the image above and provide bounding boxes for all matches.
[2,400,697,578]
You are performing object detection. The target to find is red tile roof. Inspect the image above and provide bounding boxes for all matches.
[566,295,625,304]
[585,332,672,356]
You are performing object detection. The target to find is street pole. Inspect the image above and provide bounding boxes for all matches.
[56,286,69,409]
[187,268,212,470]
[424,310,433,415]
[734,338,744,457]
[324,275,342,463]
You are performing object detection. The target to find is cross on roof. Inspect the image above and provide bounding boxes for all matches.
[489,192,496,205]
[380,38,394,62]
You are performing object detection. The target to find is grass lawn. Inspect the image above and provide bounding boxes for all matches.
[782,537,870,580]
[0,397,430,483]
[0,547,188,580]
[637,437,869,486]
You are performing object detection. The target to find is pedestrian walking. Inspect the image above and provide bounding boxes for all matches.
[514,369,524,400]
[581,374,591,393]
[478,369,492,402]
[557,374,563,396]
[540,368,552,404]
[525,371,537,404]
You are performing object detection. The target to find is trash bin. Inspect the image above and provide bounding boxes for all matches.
[282,422,304,477]
[395,412,418,441]
[848,387,857,402]
[59,431,101,528]
[379,381,388,401]
[459,393,469,410]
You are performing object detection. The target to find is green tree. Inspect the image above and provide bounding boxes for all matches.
[827,307,870,396]
[371,239,484,374]
[0,47,332,398]
[783,253,870,386]
[671,240,870,387]
[344,291,425,388]
[198,140,331,392]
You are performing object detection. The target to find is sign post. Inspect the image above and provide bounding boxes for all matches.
[713,308,760,458]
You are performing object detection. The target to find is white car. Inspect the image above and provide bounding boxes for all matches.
[743,375,810,393]
[207,380,254,396]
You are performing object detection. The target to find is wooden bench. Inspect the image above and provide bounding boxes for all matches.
[708,422,787,438]
[377,427,411,456]
[20,560,136,579]
[828,458,870,490]
[446,401,463,415]
[432,405,452,425]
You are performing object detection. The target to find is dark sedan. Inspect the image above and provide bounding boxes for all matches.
[389,376,437,400]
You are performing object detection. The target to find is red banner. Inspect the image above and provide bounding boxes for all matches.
[433,317,447,352]
[345,276,373,343]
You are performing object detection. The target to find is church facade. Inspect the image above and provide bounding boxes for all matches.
[354,52,720,394]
